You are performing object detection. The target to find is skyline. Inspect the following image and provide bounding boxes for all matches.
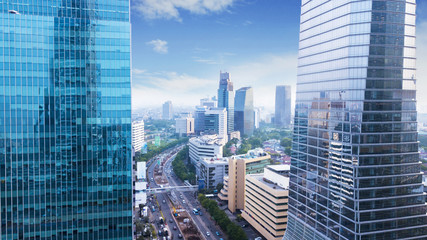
[131,0,427,113]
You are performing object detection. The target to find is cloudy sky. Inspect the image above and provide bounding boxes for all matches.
[131,0,427,113]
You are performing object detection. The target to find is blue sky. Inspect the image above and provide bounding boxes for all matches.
[131,0,427,113]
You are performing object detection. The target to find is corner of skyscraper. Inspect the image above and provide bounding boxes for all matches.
[0,1,133,239]
[284,0,427,239]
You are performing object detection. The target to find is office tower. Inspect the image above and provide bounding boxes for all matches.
[234,87,255,136]
[242,165,290,240]
[132,120,145,153]
[200,97,216,108]
[284,1,426,240]
[199,157,229,190]
[275,85,292,128]
[175,117,195,137]
[189,135,225,171]
[162,101,173,120]
[218,149,271,213]
[204,108,228,141]
[217,72,234,133]
[0,1,133,239]
[194,106,207,135]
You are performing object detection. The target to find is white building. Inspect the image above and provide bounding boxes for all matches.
[189,135,225,172]
[132,120,145,153]
[175,117,195,137]
[205,108,228,142]
[136,162,146,181]
[200,157,229,189]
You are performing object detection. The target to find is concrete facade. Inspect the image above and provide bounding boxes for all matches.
[242,165,290,240]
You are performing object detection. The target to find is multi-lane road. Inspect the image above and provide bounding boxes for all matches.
[146,145,225,240]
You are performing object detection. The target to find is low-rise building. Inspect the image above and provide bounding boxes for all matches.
[189,135,225,172]
[200,157,229,190]
[242,165,290,240]
[218,149,271,213]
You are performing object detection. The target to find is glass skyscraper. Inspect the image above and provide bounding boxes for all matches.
[218,72,234,134]
[284,0,427,239]
[0,1,133,239]
[234,87,254,136]
[275,85,292,128]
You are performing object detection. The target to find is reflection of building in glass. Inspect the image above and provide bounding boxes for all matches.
[284,1,426,240]
[235,87,255,136]
[275,85,291,128]
[0,1,133,239]
[217,72,234,133]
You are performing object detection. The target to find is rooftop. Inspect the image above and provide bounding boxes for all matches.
[202,157,229,165]
[232,148,269,160]
[250,174,289,190]
[190,135,225,146]
[267,165,290,172]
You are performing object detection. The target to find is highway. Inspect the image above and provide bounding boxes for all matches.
[146,145,225,240]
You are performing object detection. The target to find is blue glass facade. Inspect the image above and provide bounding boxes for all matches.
[0,1,132,239]
[217,72,234,134]
[284,0,427,240]
[234,87,254,136]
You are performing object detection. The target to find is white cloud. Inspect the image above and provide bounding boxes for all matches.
[417,21,427,113]
[133,0,235,21]
[228,53,298,111]
[132,70,217,110]
[146,39,168,54]
[131,53,298,112]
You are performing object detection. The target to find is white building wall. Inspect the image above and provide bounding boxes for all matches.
[132,120,145,153]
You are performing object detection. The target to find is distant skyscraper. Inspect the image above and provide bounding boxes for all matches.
[275,85,291,128]
[204,108,228,142]
[284,1,426,240]
[132,120,145,153]
[0,1,133,239]
[234,87,255,136]
[217,72,234,134]
[194,106,207,135]
[162,101,173,120]
[254,108,261,129]
[175,117,195,137]
[200,97,216,108]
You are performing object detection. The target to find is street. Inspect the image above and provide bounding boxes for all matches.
[146,145,225,240]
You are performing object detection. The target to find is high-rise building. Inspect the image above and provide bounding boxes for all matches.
[242,165,290,240]
[275,85,291,128]
[204,108,228,141]
[217,72,234,133]
[162,101,173,120]
[132,120,145,153]
[254,107,261,129]
[235,87,255,136]
[200,97,217,108]
[199,157,229,190]
[218,149,271,213]
[284,1,426,240]
[194,106,207,135]
[0,1,133,239]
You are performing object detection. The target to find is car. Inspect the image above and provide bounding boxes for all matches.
[206,232,210,237]
[169,219,173,223]
[178,234,183,238]
[220,239,224,240]
[163,200,166,204]
[215,231,220,236]
[242,224,247,228]
[173,226,177,230]
[199,211,203,216]
[254,237,262,240]
[182,200,186,204]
